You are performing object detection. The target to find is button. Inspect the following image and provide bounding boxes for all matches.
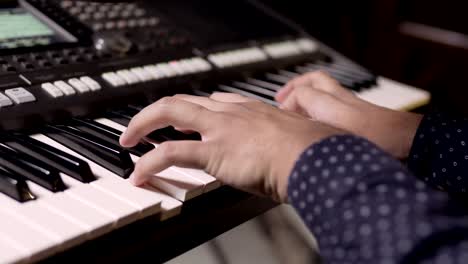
[0,92,13,107]
[168,61,187,75]
[80,76,102,91]
[102,72,125,87]
[4,88,36,104]
[130,67,154,82]
[143,65,165,80]
[41,83,64,98]
[116,70,140,84]
[54,81,76,95]
[68,78,90,93]
[155,63,177,77]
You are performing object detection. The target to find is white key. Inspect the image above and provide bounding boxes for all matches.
[12,202,88,251]
[130,67,154,82]
[54,80,76,95]
[116,70,140,84]
[4,87,36,104]
[39,193,114,238]
[80,76,102,91]
[102,72,126,87]
[68,78,90,93]
[0,237,27,264]
[143,65,165,79]
[41,83,64,98]
[147,168,204,201]
[65,184,140,228]
[33,133,181,221]
[95,118,206,199]
[0,92,14,107]
[172,167,221,193]
[0,210,58,262]
[91,178,162,219]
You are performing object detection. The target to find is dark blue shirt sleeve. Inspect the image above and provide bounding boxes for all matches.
[288,135,468,264]
[408,113,468,194]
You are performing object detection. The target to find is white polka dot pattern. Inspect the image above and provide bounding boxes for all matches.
[288,134,468,263]
[409,114,468,194]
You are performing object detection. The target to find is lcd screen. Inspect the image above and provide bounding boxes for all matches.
[0,7,76,49]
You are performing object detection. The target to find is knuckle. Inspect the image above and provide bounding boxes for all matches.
[157,96,178,106]
[158,142,178,162]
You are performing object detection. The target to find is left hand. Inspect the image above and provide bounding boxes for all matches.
[120,93,344,202]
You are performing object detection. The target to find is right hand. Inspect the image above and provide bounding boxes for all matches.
[275,71,423,159]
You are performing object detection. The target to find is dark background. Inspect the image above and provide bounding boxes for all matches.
[262,0,468,115]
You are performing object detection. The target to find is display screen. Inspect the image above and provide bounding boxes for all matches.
[0,7,75,49]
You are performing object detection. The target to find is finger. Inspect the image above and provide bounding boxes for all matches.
[130,141,209,185]
[120,97,214,147]
[210,92,257,103]
[173,94,228,111]
[280,85,347,122]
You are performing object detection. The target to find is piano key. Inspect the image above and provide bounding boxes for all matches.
[171,167,221,193]
[44,125,134,178]
[80,76,102,91]
[0,166,35,202]
[70,118,155,156]
[0,144,67,192]
[0,191,88,252]
[91,178,162,219]
[263,72,290,84]
[33,133,180,220]
[296,65,363,90]
[217,84,278,106]
[231,81,276,99]
[65,183,140,228]
[68,78,91,93]
[0,237,27,264]
[96,118,214,197]
[0,210,59,262]
[3,133,96,183]
[245,78,282,91]
[315,61,376,81]
[39,192,115,238]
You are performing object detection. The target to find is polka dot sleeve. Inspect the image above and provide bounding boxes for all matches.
[408,113,468,194]
[288,135,468,263]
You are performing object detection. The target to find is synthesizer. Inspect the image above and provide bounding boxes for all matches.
[0,0,431,263]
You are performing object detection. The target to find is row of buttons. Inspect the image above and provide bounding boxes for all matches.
[263,38,319,59]
[0,88,36,108]
[40,76,102,98]
[102,57,212,87]
[207,38,319,68]
[207,47,268,69]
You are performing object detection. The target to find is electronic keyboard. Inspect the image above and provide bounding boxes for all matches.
[0,0,430,263]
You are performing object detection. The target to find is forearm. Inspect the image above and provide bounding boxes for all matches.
[288,135,468,263]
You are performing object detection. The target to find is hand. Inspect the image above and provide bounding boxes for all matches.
[276,71,423,159]
[120,93,343,202]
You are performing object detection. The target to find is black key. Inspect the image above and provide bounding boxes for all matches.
[216,84,277,106]
[105,110,131,127]
[3,133,95,183]
[70,118,155,156]
[230,81,276,100]
[295,65,360,90]
[245,78,282,92]
[0,167,35,202]
[43,125,134,178]
[0,144,67,192]
[106,108,201,142]
[151,126,201,142]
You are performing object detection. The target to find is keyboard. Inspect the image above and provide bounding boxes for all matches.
[0,0,430,263]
